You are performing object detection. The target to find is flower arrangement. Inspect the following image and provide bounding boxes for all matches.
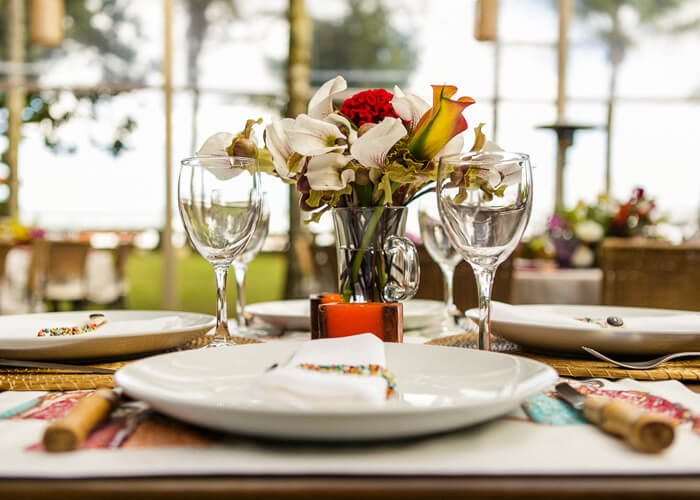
[522,188,662,267]
[0,219,44,244]
[200,76,481,222]
[265,76,479,221]
[197,76,493,302]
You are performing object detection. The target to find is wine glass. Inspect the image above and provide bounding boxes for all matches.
[232,195,270,338]
[418,193,463,334]
[437,151,532,350]
[178,155,261,346]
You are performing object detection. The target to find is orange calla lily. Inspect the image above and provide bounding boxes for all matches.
[408,85,475,161]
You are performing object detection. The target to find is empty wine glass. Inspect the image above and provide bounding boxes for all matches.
[178,155,261,346]
[232,196,270,338]
[418,193,463,334]
[437,151,532,350]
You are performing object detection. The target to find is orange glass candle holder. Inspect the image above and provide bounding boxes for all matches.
[317,302,403,342]
[310,293,342,339]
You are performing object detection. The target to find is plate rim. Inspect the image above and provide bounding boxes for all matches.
[0,309,216,343]
[115,341,558,417]
[467,304,700,329]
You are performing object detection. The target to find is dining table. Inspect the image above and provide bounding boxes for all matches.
[512,264,603,306]
[1,320,700,500]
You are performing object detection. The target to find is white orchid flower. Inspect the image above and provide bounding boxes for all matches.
[391,85,430,129]
[287,114,347,157]
[305,152,355,191]
[468,140,523,189]
[324,113,358,145]
[350,117,407,169]
[265,118,296,179]
[483,141,523,188]
[308,76,347,119]
[197,132,234,156]
[194,132,242,180]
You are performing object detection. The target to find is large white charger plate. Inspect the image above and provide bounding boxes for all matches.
[247,299,445,331]
[115,341,557,441]
[0,310,215,361]
[468,304,700,355]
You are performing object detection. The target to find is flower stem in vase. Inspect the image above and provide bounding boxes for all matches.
[342,205,387,302]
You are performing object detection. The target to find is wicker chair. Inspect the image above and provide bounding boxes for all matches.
[414,245,514,312]
[29,240,91,311]
[599,238,700,311]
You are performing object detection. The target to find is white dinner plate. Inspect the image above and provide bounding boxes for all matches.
[115,341,556,441]
[0,310,215,361]
[467,304,700,355]
[247,299,446,331]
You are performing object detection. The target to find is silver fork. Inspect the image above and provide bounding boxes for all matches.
[582,346,700,370]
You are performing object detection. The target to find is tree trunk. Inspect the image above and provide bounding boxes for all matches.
[284,0,315,299]
[5,0,25,218]
[605,8,623,196]
[186,1,207,154]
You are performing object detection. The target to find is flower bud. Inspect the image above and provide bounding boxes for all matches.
[229,137,258,158]
[297,175,311,193]
[299,193,314,211]
[355,167,371,186]
[358,122,377,137]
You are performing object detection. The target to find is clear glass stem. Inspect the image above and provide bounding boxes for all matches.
[232,261,248,329]
[472,265,496,351]
[213,265,231,342]
[440,264,457,322]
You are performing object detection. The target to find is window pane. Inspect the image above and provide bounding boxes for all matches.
[611,102,700,222]
[30,0,162,87]
[500,0,558,43]
[173,0,287,94]
[19,89,165,229]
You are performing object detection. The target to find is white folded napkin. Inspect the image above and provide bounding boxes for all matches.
[488,301,700,332]
[488,302,598,329]
[253,334,392,409]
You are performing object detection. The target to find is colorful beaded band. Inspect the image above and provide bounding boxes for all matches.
[297,363,397,398]
[37,314,107,337]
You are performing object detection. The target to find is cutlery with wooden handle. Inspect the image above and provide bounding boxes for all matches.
[555,382,676,453]
[43,387,122,452]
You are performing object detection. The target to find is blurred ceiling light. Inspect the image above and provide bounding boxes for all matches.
[474,0,499,42]
[30,0,65,48]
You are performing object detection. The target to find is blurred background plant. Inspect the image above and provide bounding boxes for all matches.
[522,187,663,267]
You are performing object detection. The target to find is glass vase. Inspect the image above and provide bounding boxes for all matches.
[332,206,420,303]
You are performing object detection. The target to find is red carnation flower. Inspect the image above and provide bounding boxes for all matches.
[339,88,400,127]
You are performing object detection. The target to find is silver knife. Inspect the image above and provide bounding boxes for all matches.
[555,382,675,453]
[0,358,116,374]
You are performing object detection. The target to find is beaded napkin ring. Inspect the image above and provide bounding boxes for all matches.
[37,313,107,337]
[297,363,397,398]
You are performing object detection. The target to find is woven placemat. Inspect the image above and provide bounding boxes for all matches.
[426,332,700,382]
[5,331,700,391]
[0,334,263,391]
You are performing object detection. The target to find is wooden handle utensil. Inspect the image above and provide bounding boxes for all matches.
[43,388,121,452]
[582,396,676,453]
[556,382,676,453]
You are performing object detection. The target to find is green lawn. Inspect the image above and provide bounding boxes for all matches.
[126,249,287,316]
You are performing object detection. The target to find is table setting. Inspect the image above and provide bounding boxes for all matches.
[1,75,700,498]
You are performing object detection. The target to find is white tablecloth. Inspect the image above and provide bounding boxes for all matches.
[513,268,602,305]
[1,378,699,478]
